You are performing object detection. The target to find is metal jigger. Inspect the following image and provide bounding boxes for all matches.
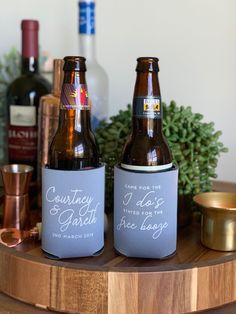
[0,164,33,231]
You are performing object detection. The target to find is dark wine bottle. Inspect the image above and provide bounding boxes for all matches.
[48,56,99,170]
[7,20,51,182]
[121,57,172,172]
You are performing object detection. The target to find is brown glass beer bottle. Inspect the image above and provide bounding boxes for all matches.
[121,57,172,171]
[48,56,99,170]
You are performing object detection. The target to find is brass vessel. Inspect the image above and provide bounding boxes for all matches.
[194,192,236,251]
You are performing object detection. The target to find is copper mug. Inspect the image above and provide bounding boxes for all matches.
[0,164,33,231]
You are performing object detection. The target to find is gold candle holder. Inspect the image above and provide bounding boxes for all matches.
[194,192,236,251]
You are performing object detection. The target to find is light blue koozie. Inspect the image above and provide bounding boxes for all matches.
[42,165,105,259]
[114,165,178,259]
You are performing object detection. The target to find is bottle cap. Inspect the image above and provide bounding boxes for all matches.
[21,19,39,58]
[21,20,39,31]
[78,1,95,35]
[79,0,95,3]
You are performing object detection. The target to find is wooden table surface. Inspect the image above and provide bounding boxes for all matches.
[0,180,235,314]
[1,290,236,314]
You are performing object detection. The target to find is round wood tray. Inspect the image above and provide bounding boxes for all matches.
[1,212,236,314]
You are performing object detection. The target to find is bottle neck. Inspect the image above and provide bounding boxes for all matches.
[132,71,162,135]
[134,71,160,96]
[21,21,39,74]
[78,35,96,61]
[58,70,92,132]
[78,1,96,61]
[58,108,91,133]
[21,57,39,74]
[132,116,163,136]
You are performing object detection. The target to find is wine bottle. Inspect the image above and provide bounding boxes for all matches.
[78,0,109,130]
[121,57,172,172]
[7,20,51,182]
[48,56,99,170]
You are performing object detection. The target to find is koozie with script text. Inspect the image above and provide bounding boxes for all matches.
[114,165,178,258]
[42,165,105,259]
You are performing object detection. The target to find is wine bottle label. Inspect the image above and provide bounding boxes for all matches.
[42,165,105,259]
[8,105,37,161]
[10,105,36,126]
[60,84,90,110]
[79,1,95,35]
[133,96,162,119]
[114,165,178,259]
[8,125,37,161]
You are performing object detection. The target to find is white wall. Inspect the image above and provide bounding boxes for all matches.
[0,0,235,182]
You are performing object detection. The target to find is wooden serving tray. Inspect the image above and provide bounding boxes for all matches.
[1,213,236,314]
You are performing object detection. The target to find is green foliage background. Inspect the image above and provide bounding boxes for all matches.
[0,48,20,163]
[95,102,228,212]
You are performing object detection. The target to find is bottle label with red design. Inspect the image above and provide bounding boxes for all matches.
[60,83,90,110]
[133,96,162,119]
[8,105,37,161]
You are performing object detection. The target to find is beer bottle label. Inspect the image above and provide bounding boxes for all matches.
[60,83,90,110]
[133,96,162,119]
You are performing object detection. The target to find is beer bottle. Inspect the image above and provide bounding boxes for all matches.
[48,56,99,170]
[121,57,172,171]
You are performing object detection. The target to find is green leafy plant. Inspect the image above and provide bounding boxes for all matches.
[0,48,20,113]
[96,101,228,212]
[0,48,20,162]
